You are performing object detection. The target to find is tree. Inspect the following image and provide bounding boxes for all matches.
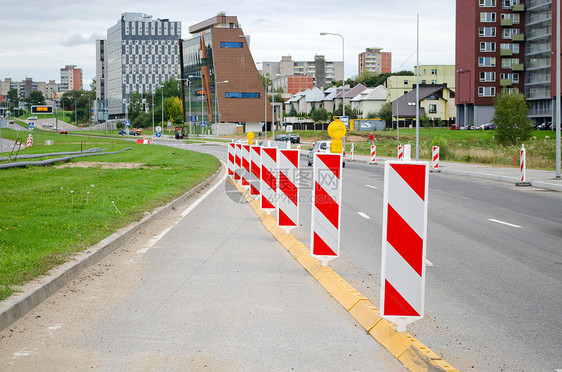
[26,91,45,106]
[312,107,329,122]
[7,89,18,106]
[128,91,143,123]
[164,96,183,123]
[90,79,96,98]
[492,90,532,146]
[376,102,393,125]
[289,103,297,117]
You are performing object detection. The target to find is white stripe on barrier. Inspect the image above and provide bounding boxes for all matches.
[241,144,251,188]
[250,145,261,197]
[385,242,423,315]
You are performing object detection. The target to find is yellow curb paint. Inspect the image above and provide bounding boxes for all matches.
[348,299,382,332]
[232,180,458,372]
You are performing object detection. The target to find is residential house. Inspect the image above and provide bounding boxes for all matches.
[350,85,387,118]
[392,84,456,127]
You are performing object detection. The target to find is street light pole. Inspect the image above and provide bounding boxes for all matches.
[188,75,203,136]
[320,32,345,119]
[415,13,420,161]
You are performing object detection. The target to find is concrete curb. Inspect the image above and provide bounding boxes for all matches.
[0,164,224,332]
[228,178,457,372]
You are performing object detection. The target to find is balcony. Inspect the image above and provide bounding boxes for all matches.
[513,4,525,11]
[500,49,513,56]
[513,34,525,41]
[512,63,525,71]
[501,19,513,27]
[500,79,513,86]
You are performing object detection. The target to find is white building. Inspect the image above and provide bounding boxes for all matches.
[351,85,387,117]
[263,55,343,90]
[99,13,181,118]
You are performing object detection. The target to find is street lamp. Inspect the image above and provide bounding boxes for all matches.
[320,32,345,119]
[214,80,229,128]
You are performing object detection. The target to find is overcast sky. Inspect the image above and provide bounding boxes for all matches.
[0,0,455,87]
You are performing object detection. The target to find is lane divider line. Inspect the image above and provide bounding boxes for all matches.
[365,184,378,189]
[228,177,457,372]
[488,218,522,228]
[357,212,371,220]
[426,259,434,267]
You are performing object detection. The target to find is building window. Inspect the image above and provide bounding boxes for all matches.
[429,104,437,114]
[480,71,496,82]
[480,12,496,22]
[502,28,519,39]
[478,86,496,97]
[225,92,260,98]
[501,72,519,83]
[480,42,496,52]
[431,69,437,75]
[501,13,520,24]
[220,42,243,48]
[479,27,496,37]
[478,56,496,67]
[479,0,496,6]
[502,57,519,68]
[503,0,519,9]
[500,43,519,54]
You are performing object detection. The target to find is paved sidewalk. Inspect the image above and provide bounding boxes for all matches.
[348,153,562,192]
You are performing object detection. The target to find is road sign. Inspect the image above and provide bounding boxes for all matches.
[167,121,172,127]
[156,126,162,132]
[156,132,162,138]
[125,121,131,127]
[201,122,206,127]
[31,105,53,114]
[340,116,349,129]
[380,161,429,332]
[28,122,34,130]
[190,115,197,121]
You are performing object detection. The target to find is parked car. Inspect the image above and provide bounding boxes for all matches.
[483,123,496,130]
[59,130,68,135]
[289,134,300,144]
[450,124,459,130]
[119,129,140,136]
[307,140,346,168]
[28,116,37,120]
[274,134,289,141]
[537,122,553,130]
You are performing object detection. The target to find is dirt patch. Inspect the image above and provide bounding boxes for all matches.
[56,161,145,169]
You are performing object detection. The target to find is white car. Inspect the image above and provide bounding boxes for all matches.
[307,140,346,167]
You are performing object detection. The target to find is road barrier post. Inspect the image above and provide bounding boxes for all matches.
[432,146,440,172]
[242,144,251,189]
[227,143,235,177]
[370,145,376,164]
[516,144,531,187]
[250,145,261,197]
[261,147,278,213]
[397,144,403,160]
[277,149,300,232]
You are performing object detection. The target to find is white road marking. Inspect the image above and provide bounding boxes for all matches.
[426,259,434,267]
[177,163,227,221]
[145,226,174,247]
[488,218,522,228]
[554,369,562,372]
[365,184,378,189]
[357,212,371,220]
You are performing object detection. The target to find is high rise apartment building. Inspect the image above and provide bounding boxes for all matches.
[98,13,181,118]
[263,55,343,90]
[358,47,392,75]
[60,65,83,92]
[456,0,557,126]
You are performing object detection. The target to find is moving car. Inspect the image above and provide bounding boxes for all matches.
[289,134,300,144]
[307,140,346,167]
[59,130,68,135]
[274,134,289,141]
[119,129,140,136]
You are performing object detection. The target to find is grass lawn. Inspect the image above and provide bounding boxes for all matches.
[0,131,220,300]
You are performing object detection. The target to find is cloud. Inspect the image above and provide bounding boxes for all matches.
[62,33,104,47]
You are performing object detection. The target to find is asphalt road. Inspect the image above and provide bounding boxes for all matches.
[177,139,562,371]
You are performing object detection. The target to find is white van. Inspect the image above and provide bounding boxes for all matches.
[307,140,346,167]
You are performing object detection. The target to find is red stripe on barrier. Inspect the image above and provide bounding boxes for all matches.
[262,166,277,191]
[390,163,426,201]
[313,232,337,256]
[317,154,341,179]
[250,184,259,195]
[387,205,423,276]
[261,195,274,209]
[278,209,296,226]
[279,172,298,205]
[314,181,339,228]
[384,280,420,317]
[284,150,299,169]
[251,161,260,178]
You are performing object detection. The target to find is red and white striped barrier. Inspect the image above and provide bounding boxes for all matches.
[297,144,301,150]
[350,143,354,161]
[136,137,150,144]
[250,145,261,197]
[311,152,342,266]
[26,134,33,148]
[520,144,526,182]
[397,145,404,160]
[261,147,277,213]
[241,144,251,188]
[381,160,429,332]
[227,143,235,177]
[277,149,300,232]
[432,146,439,171]
[234,143,242,182]
[370,145,376,164]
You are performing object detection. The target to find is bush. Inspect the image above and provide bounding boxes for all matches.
[312,107,329,122]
